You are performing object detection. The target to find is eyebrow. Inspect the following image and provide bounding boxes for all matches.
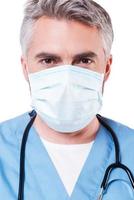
[34,51,98,60]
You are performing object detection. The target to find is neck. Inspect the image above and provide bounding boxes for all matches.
[33,115,100,144]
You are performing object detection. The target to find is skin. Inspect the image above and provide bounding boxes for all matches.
[21,16,112,144]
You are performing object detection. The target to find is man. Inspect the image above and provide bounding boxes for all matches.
[0,0,134,199]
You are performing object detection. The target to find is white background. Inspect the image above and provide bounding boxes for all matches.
[0,0,134,128]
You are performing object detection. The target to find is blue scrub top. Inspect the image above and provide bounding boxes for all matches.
[0,112,134,200]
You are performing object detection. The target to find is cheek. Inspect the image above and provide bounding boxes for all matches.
[27,51,47,73]
[95,51,107,73]
[26,57,39,73]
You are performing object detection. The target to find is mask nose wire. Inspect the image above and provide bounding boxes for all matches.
[18,110,37,200]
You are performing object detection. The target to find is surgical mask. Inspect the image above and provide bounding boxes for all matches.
[28,65,104,133]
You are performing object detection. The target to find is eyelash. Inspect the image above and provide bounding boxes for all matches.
[39,58,57,64]
[39,58,93,65]
[75,58,93,64]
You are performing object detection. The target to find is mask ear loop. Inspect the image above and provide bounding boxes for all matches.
[18,110,37,200]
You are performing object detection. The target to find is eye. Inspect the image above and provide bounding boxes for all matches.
[80,58,93,64]
[73,57,94,65]
[39,58,56,64]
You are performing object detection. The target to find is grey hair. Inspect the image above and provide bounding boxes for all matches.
[20,0,114,57]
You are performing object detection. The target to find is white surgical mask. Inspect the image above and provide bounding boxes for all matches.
[28,65,104,133]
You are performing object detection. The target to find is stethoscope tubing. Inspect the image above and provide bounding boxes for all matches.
[96,114,134,199]
[18,110,37,200]
[96,114,120,164]
[17,111,134,200]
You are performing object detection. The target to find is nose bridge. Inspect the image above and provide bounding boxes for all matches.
[62,66,73,95]
[61,51,74,65]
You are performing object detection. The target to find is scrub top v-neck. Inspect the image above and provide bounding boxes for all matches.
[1,112,134,200]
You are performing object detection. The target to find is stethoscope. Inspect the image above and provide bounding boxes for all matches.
[17,110,134,200]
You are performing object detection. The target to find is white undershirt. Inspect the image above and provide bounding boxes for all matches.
[40,137,94,196]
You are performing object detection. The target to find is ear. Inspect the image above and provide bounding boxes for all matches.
[21,55,29,82]
[104,54,112,82]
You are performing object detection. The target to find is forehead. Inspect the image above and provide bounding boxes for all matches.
[28,16,104,56]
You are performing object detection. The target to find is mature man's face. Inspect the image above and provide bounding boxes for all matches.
[21,16,112,82]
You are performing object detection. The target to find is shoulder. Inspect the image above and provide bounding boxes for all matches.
[0,111,31,144]
[103,116,134,144]
[103,116,134,169]
[0,112,32,181]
